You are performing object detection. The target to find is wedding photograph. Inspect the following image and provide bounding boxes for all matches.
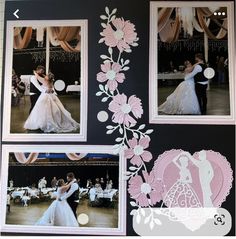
[2,20,88,141]
[149,1,235,124]
[1,148,124,235]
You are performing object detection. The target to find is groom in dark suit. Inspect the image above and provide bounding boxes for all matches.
[29,65,45,113]
[194,53,208,115]
[60,172,79,219]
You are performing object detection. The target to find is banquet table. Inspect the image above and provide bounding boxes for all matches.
[158,72,185,80]
[97,189,118,201]
[41,187,54,195]
[12,190,25,199]
[66,85,81,93]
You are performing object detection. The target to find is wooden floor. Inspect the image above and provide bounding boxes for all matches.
[6,198,118,228]
[10,95,80,133]
[158,84,230,115]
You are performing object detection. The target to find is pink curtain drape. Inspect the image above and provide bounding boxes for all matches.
[196,8,227,40]
[14,152,87,164]
[158,7,228,43]
[13,27,81,52]
[159,15,181,43]
[66,153,87,161]
[14,152,39,164]
[158,8,174,33]
[49,27,81,52]
[14,27,33,49]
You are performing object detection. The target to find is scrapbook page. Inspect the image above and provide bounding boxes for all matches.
[0,0,235,236]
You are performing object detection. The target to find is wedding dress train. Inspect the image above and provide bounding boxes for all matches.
[36,188,79,227]
[158,76,201,115]
[24,89,79,133]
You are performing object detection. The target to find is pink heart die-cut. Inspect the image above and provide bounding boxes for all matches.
[153,150,233,208]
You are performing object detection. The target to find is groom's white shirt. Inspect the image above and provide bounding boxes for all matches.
[30,75,44,94]
[60,182,79,201]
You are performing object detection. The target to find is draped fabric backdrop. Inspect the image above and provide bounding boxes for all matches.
[14,152,87,164]
[13,27,81,52]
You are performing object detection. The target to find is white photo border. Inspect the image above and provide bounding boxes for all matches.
[149,1,236,125]
[2,20,88,141]
[0,144,126,235]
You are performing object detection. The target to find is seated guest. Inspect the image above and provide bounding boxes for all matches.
[51,177,57,188]
[21,190,31,207]
[95,178,101,188]
[77,178,81,189]
[7,191,11,213]
[89,185,96,202]
[106,180,113,190]
[9,179,14,189]
[100,177,105,190]
[87,179,92,189]
[96,185,103,194]
[11,69,26,106]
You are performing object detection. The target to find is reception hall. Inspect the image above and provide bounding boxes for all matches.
[157,6,231,116]
[10,25,82,133]
[6,152,119,228]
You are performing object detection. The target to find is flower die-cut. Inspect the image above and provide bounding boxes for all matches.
[97,62,125,91]
[102,18,138,52]
[108,93,143,126]
[125,137,152,166]
[128,171,163,207]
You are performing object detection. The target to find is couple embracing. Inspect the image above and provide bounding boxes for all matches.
[159,53,208,115]
[36,172,80,227]
[24,65,79,133]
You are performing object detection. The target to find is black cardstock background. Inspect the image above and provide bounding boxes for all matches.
[1,0,235,236]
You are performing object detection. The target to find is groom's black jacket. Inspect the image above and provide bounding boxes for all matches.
[30,77,42,94]
[194,63,208,83]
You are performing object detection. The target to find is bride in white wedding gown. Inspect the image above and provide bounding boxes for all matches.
[36,179,79,227]
[158,61,201,115]
[24,72,79,133]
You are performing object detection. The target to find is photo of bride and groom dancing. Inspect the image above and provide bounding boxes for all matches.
[24,65,79,133]
[3,22,86,139]
[36,172,79,227]
[159,53,210,116]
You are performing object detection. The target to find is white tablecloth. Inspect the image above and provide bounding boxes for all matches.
[158,72,185,80]
[97,189,118,201]
[12,190,25,198]
[66,85,81,93]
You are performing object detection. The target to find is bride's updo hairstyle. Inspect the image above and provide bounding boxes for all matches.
[57,179,65,187]
[47,72,55,83]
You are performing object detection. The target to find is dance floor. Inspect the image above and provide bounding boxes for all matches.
[158,84,230,115]
[10,95,80,133]
[6,198,118,228]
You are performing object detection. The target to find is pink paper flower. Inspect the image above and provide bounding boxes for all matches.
[102,18,137,52]
[108,93,143,126]
[97,62,125,91]
[128,170,163,207]
[125,137,152,166]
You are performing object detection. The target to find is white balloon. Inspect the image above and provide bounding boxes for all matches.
[54,80,65,91]
[204,68,215,79]
[77,213,89,225]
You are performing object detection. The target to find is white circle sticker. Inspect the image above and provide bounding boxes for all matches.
[54,80,66,91]
[77,213,89,225]
[204,67,215,79]
[97,111,109,122]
